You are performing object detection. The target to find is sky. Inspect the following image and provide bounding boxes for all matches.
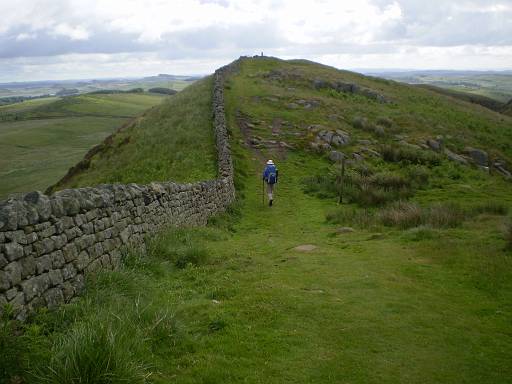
[0,0,511,82]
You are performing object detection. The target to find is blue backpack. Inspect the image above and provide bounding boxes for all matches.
[267,171,277,184]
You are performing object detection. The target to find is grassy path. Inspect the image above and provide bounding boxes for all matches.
[151,153,511,383]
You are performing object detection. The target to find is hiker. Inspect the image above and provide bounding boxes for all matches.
[262,159,278,206]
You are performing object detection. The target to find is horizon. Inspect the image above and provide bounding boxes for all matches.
[2,61,512,85]
[1,0,511,83]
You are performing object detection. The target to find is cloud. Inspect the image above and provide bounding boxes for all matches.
[0,0,511,80]
[52,23,90,41]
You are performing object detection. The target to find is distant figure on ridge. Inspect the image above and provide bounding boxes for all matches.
[262,159,278,206]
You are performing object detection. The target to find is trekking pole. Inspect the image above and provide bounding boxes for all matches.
[262,179,265,206]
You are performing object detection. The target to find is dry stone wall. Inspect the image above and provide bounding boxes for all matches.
[0,59,240,320]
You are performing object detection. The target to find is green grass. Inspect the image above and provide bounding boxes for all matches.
[53,77,217,189]
[0,93,165,198]
[2,57,512,383]
[0,97,59,114]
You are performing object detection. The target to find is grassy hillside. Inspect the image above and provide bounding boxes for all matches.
[0,93,165,198]
[375,71,512,103]
[414,84,509,115]
[50,77,217,191]
[503,99,512,116]
[2,57,512,384]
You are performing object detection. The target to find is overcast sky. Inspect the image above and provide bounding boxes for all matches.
[1,0,511,82]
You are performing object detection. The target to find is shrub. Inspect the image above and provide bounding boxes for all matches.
[380,144,441,166]
[378,201,423,229]
[376,117,393,128]
[346,170,413,206]
[369,172,409,190]
[304,164,414,207]
[378,201,465,229]
[406,165,430,188]
[174,246,208,269]
[302,175,337,198]
[470,201,509,216]
[352,116,368,129]
[326,207,375,228]
[427,203,465,228]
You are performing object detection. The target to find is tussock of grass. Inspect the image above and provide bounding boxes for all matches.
[147,229,210,269]
[380,201,465,229]
[32,321,150,384]
[327,201,505,230]
[304,163,417,206]
[470,201,509,216]
[380,144,441,166]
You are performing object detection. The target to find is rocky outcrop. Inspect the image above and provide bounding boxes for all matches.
[464,147,488,167]
[444,148,468,165]
[313,78,389,103]
[329,151,345,163]
[308,125,351,152]
[493,159,512,179]
[0,59,241,319]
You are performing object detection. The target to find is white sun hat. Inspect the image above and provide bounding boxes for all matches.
[267,159,274,165]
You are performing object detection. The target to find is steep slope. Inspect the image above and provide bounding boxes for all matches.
[50,77,217,191]
[502,99,512,116]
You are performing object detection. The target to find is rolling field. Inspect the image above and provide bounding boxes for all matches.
[0,92,166,198]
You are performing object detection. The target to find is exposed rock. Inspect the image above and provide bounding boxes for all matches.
[493,159,512,179]
[287,103,299,109]
[317,129,350,147]
[312,79,389,102]
[399,140,422,150]
[307,124,326,132]
[313,79,329,89]
[279,142,294,150]
[318,130,334,144]
[329,151,345,163]
[296,99,320,109]
[352,153,364,162]
[444,148,468,165]
[294,244,317,252]
[359,147,381,157]
[427,138,442,151]
[464,147,488,166]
